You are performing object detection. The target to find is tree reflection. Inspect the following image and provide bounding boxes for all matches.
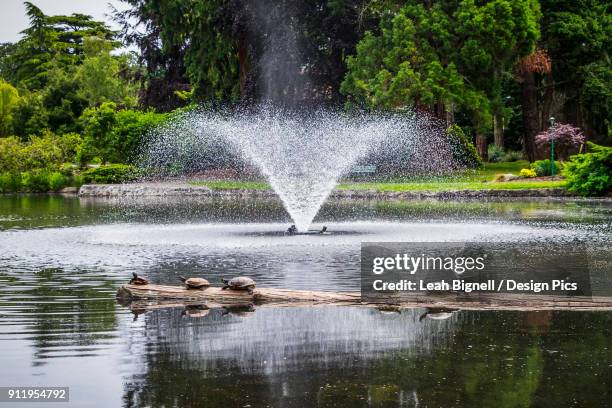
[121,309,610,407]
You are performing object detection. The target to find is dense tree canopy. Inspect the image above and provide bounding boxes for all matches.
[0,0,608,171]
[341,0,541,155]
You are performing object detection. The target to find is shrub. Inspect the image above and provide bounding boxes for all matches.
[78,102,167,164]
[488,145,505,162]
[21,169,51,192]
[487,145,524,163]
[446,125,482,168]
[563,142,611,197]
[0,136,25,173]
[49,172,69,191]
[520,168,537,178]
[502,150,524,162]
[0,172,22,192]
[530,159,562,176]
[81,164,139,184]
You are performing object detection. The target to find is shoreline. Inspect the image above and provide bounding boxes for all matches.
[4,182,612,201]
[72,182,603,201]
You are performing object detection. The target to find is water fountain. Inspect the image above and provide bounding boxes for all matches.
[140,107,456,231]
[137,0,461,232]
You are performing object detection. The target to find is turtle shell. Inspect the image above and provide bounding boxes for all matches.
[129,273,149,285]
[184,277,210,289]
[229,276,256,289]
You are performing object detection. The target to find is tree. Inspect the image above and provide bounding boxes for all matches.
[341,0,540,157]
[538,0,610,143]
[114,0,387,108]
[76,36,137,107]
[2,2,115,90]
[0,80,20,135]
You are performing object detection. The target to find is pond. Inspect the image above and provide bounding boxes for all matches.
[0,195,610,407]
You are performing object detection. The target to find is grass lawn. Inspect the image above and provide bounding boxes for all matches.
[190,161,567,192]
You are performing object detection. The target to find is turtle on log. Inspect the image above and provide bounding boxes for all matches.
[129,273,149,285]
[221,277,256,294]
[179,276,210,290]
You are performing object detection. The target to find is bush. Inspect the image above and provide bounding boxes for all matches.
[503,150,524,162]
[446,125,482,168]
[49,172,69,191]
[520,168,537,178]
[0,132,79,174]
[78,102,167,164]
[21,169,51,192]
[530,159,562,176]
[81,164,139,184]
[0,172,22,192]
[488,145,523,162]
[563,142,611,197]
[488,145,505,162]
[0,136,25,173]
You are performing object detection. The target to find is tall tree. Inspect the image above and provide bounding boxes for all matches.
[76,36,137,107]
[1,2,115,90]
[341,0,540,157]
[539,0,610,143]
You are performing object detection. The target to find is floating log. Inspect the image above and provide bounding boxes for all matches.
[117,284,612,311]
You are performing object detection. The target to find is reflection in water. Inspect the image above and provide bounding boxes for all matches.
[120,308,611,408]
[0,196,610,407]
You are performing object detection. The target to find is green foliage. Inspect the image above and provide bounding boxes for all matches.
[446,124,482,168]
[0,132,80,174]
[80,164,139,184]
[0,136,25,173]
[563,142,611,197]
[21,169,51,192]
[488,145,524,162]
[341,0,540,133]
[530,159,562,176]
[78,102,167,164]
[2,2,115,90]
[76,37,138,107]
[0,172,22,192]
[540,0,611,142]
[48,172,69,190]
[0,80,20,135]
[488,145,505,162]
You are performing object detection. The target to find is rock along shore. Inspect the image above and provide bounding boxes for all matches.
[77,182,580,200]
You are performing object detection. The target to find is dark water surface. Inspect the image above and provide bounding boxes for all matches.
[0,195,610,407]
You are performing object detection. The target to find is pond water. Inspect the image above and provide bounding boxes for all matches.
[0,195,610,407]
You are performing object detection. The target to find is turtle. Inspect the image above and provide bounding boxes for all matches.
[221,276,256,294]
[129,272,149,285]
[179,276,210,290]
[419,307,458,322]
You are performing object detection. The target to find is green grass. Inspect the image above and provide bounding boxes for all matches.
[337,180,566,192]
[189,161,567,193]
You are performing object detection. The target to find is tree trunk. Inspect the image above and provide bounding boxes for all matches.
[476,134,488,160]
[493,113,504,148]
[541,72,554,132]
[521,71,539,162]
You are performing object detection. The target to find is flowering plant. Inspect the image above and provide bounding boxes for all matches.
[535,123,585,160]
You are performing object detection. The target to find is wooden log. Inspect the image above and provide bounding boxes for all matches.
[117,284,612,311]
